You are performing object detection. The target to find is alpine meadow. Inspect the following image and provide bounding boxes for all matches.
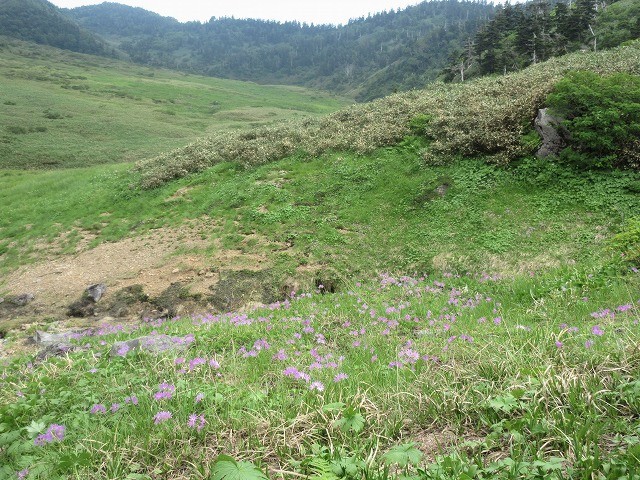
[1,0,640,479]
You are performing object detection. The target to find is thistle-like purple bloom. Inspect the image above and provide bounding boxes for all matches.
[153,411,172,424]
[34,424,65,446]
[91,404,107,414]
[187,413,206,432]
[334,373,348,382]
[591,325,604,336]
[154,383,175,401]
[309,381,325,392]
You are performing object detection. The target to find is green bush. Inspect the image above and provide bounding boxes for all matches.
[611,217,640,266]
[547,71,640,169]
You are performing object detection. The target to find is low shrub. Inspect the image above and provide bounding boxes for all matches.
[611,217,640,267]
[135,41,640,188]
[547,71,640,169]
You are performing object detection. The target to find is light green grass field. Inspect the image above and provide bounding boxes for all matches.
[0,37,349,169]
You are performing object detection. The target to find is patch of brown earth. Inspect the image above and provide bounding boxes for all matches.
[1,226,273,320]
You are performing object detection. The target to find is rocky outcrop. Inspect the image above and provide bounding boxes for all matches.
[32,329,90,361]
[110,334,194,357]
[68,284,107,317]
[534,108,568,158]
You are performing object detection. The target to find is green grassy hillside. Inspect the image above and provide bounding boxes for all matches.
[0,38,349,169]
[1,37,640,480]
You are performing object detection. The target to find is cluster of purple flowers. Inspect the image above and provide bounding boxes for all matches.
[34,424,65,446]
[154,383,176,400]
[154,411,172,424]
[187,414,206,431]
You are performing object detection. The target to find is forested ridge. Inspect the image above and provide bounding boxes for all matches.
[65,0,497,100]
[2,0,639,100]
[0,0,115,56]
[442,0,640,81]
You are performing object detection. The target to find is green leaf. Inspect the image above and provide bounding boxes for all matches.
[382,443,423,468]
[25,420,46,437]
[333,409,365,433]
[211,455,268,480]
[322,402,346,413]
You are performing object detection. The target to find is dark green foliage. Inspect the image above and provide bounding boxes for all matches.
[65,0,497,101]
[447,0,637,82]
[611,217,640,266]
[547,71,640,169]
[0,0,113,57]
[598,0,640,49]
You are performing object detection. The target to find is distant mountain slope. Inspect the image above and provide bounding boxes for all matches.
[0,0,114,56]
[65,0,497,100]
[63,2,181,38]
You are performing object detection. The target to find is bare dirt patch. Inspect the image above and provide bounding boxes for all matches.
[1,225,274,321]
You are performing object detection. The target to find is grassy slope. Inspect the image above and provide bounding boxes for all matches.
[0,37,349,169]
[1,39,640,480]
[2,146,639,278]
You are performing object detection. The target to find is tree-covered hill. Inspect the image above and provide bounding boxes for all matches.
[64,0,497,101]
[0,0,114,56]
[442,0,640,82]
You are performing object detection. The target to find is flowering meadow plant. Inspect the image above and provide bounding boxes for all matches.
[1,270,639,478]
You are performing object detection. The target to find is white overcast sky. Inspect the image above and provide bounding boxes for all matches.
[49,0,425,25]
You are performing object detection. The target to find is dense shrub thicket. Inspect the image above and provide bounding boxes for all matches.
[547,71,640,169]
[135,41,640,188]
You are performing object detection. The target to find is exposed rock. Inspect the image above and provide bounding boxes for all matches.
[68,283,107,317]
[208,270,282,312]
[534,108,568,158]
[34,330,89,347]
[110,334,194,357]
[34,342,75,362]
[10,293,35,307]
[87,283,107,302]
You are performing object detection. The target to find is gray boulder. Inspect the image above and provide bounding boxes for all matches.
[110,334,193,357]
[34,342,75,362]
[68,284,107,317]
[534,108,568,158]
[87,284,107,302]
[34,330,89,346]
[10,293,35,307]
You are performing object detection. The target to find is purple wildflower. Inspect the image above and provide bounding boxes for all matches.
[592,325,604,336]
[154,383,175,401]
[585,340,594,349]
[334,373,348,382]
[116,344,130,357]
[111,403,120,413]
[124,395,138,405]
[17,468,29,479]
[309,381,325,392]
[34,424,65,446]
[272,349,288,361]
[91,404,107,414]
[187,414,206,432]
[209,359,220,369]
[189,357,206,371]
[555,341,563,348]
[153,411,172,424]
